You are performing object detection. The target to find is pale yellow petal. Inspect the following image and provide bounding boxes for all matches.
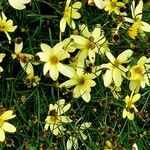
[135,0,143,20]
[15,42,23,54]
[113,68,122,87]
[1,122,16,133]
[0,53,6,62]
[103,69,112,87]
[106,52,115,63]
[140,21,150,32]
[132,94,140,103]
[72,11,81,19]
[0,110,15,121]
[82,90,91,102]
[72,2,82,9]
[40,43,52,53]
[60,79,77,88]
[0,129,5,142]
[117,50,133,63]
[49,66,59,81]
[122,108,127,118]
[58,63,74,78]
[93,0,105,9]
[73,85,81,98]
[43,62,50,75]
[60,18,67,32]
[59,116,72,123]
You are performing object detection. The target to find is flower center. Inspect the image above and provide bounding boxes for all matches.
[134,66,143,75]
[50,55,59,65]
[48,109,58,122]
[114,59,120,67]
[78,77,86,85]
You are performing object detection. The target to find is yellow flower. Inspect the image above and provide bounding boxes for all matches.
[37,43,74,81]
[101,50,133,87]
[128,56,150,92]
[0,12,17,44]
[60,0,82,32]
[122,92,140,120]
[71,24,109,65]
[12,38,34,74]
[60,69,96,102]
[0,53,6,73]
[8,0,31,10]
[125,0,150,39]
[104,0,125,15]
[44,99,72,136]
[108,83,121,99]
[0,110,16,142]
[104,140,113,150]
[67,122,91,150]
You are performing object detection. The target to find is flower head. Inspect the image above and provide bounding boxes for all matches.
[122,92,140,120]
[128,56,150,92]
[71,24,109,64]
[37,43,73,81]
[0,12,17,43]
[11,38,34,74]
[101,50,133,87]
[44,99,72,136]
[60,69,96,102]
[125,0,150,39]
[104,0,125,15]
[0,110,16,142]
[60,0,82,32]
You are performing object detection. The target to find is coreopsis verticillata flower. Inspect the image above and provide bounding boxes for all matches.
[0,12,17,44]
[122,92,140,120]
[103,0,125,15]
[37,43,74,81]
[8,0,31,10]
[71,24,109,65]
[128,56,150,93]
[108,83,121,99]
[44,99,72,136]
[60,0,82,32]
[101,50,133,87]
[67,122,91,150]
[0,53,6,73]
[11,38,34,74]
[0,110,16,142]
[125,0,150,39]
[104,140,113,150]
[60,69,96,102]
[25,63,40,87]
